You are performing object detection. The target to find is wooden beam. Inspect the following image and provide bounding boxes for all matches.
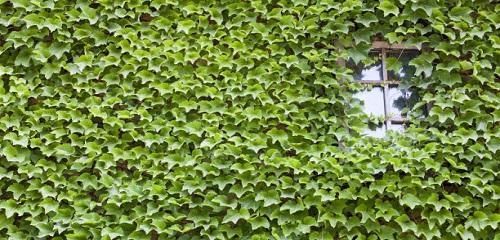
[358,80,401,84]
[372,41,418,50]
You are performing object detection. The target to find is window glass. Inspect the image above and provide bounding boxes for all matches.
[353,86,385,116]
[347,51,383,81]
[364,122,386,138]
[387,50,418,81]
[348,45,421,137]
[387,85,419,117]
[387,123,405,132]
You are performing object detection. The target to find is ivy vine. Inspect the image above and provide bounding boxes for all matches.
[0,0,498,239]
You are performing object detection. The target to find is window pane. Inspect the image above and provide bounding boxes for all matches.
[387,50,418,81]
[364,122,386,138]
[347,51,383,81]
[354,86,385,116]
[387,85,419,117]
[387,122,405,132]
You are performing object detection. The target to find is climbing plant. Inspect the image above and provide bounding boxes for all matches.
[0,0,498,239]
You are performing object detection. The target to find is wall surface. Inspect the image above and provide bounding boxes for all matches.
[0,0,498,239]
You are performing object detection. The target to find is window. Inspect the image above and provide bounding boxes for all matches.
[349,42,422,137]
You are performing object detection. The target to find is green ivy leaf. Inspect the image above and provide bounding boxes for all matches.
[255,190,281,207]
[433,70,462,87]
[15,48,32,67]
[177,19,196,34]
[430,107,455,123]
[465,211,489,231]
[400,193,422,210]
[10,0,30,9]
[212,195,238,209]
[39,198,59,214]
[385,57,403,72]
[80,5,98,24]
[355,13,378,27]
[222,208,250,224]
[6,183,25,200]
[449,6,473,24]
[0,199,18,218]
[187,208,210,225]
[248,216,269,230]
[2,144,30,163]
[395,214,417,233]
[54,144,75,157]
[280,199,305,214]
[411,0,439,16]
[267,129,288,145]
[410,52,437,77]
[23,14,45,29]
[4,133,29,147]
[378,0,400,17]
[347,43,371,64]
[279,55,299,68]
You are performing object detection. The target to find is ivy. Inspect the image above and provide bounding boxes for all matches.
[0,0,498,239]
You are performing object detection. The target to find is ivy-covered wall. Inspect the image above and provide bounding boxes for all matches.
[0,0,498,239]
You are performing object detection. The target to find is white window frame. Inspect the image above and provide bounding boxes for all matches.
[360,41,419,130]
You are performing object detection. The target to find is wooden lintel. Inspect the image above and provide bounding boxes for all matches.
[372,41,418,50]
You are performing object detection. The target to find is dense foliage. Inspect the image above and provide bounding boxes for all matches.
[0,0,499,239]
